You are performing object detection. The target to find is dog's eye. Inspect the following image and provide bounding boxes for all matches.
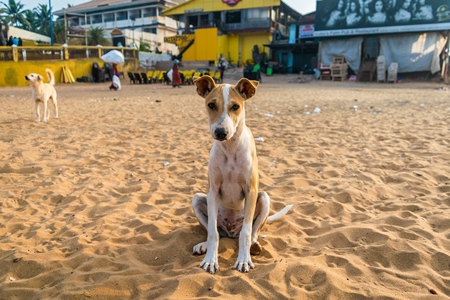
[208,103,216,110]
[231,104,240,111]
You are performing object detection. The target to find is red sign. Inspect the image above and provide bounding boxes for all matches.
[222,0,241,6]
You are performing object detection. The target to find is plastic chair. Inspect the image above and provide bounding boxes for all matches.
[387,62,398,83]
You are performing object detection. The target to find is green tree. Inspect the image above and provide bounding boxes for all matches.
[0,0,30,28]
[0,7,8,45]
[139,41,151,52]
[87,26,109,46]
[22,9,37,32]
[34,4,51,36]
[52,20,65,44]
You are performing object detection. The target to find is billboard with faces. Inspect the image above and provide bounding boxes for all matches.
[314,0,450,37]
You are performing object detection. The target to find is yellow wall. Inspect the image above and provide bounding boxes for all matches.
[164,0,280,14]
[183,28,218,61]
[240,33,271,64]
[182,29,271,66]
[0,59,137,87]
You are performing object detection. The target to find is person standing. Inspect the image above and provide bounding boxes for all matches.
[109,63,120,91]
[172,59,182,88]
[218,57,227,83]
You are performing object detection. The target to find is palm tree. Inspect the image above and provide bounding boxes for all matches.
[52,20,65,44]
[0,0,30,28]
[87,26,110,46]
[34,4,51,36]
[22,9,37,32]
[0,7,8,45]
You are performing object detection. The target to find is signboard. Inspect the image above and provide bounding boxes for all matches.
[223,0,242,7]
[299,24,315,38]
[314,0,450,37]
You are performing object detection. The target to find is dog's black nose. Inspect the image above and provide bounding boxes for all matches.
[215,128,228,141]
[25,76,28,80]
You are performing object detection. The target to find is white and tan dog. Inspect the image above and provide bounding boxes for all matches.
[192,75,293,274]
[25,68,59,122]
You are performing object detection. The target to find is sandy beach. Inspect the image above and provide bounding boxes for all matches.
[1,72,450,299]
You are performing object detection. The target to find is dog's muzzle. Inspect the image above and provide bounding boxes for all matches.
[25,75,29,80]
[214,128,228,141]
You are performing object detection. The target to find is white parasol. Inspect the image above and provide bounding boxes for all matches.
[101,50,125,64]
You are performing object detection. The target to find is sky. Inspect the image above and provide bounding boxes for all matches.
[19,0,316,15]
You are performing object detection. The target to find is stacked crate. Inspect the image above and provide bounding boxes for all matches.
[331,56,348,81]
[377,56,386,83]
[319,63,331,80]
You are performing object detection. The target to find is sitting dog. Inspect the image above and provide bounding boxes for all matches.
[25,69,59,122]
[192,75,293,274]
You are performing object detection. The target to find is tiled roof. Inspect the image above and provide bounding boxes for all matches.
[54,0,135,14]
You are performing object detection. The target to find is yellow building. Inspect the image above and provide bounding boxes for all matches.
[162,0,301,66]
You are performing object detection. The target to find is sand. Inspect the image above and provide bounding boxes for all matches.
[0,72,450,299]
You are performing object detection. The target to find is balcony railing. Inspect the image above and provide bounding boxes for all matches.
[223,18,271,31]
[0,45,138,62]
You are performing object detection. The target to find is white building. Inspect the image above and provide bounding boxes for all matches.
[53,0,183,54]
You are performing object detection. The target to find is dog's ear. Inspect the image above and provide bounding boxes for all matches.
[235,78,259,100]
[194,75,216,98]
[37,74,43,82]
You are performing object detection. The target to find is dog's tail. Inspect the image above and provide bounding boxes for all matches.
[45,68,55,86]
[267,204,293,224]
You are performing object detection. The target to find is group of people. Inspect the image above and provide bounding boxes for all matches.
[169,55,228,88]
[7,36,23,46]
[325,0,434,28]
[109,55,229,91]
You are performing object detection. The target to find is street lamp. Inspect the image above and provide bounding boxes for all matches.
[49,0,53,45]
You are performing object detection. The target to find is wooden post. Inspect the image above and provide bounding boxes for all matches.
[445,33,449,84]
[12,45,18,62]
[63,44,69,60]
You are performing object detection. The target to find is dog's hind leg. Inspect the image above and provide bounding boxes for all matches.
[250,191,270,255]
[34,101,40,122]
[43,101,49,122]
[192,193,208,254]
[52,94,59,119]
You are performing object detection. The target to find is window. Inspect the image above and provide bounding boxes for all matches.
[247,8,269,19]
[104,13,114,22]
[92,15,102,24]
[130,9,141,20]
[200,14,209,26]
[116,11,128,21]
[143,27,157,34]
[188,15,198,27]
[143,7,156,17]
[225,11,241,24]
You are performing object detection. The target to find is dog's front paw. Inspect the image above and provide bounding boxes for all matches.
[234,255,254,273]
[193,242,207,255]
[199,255,219,274]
